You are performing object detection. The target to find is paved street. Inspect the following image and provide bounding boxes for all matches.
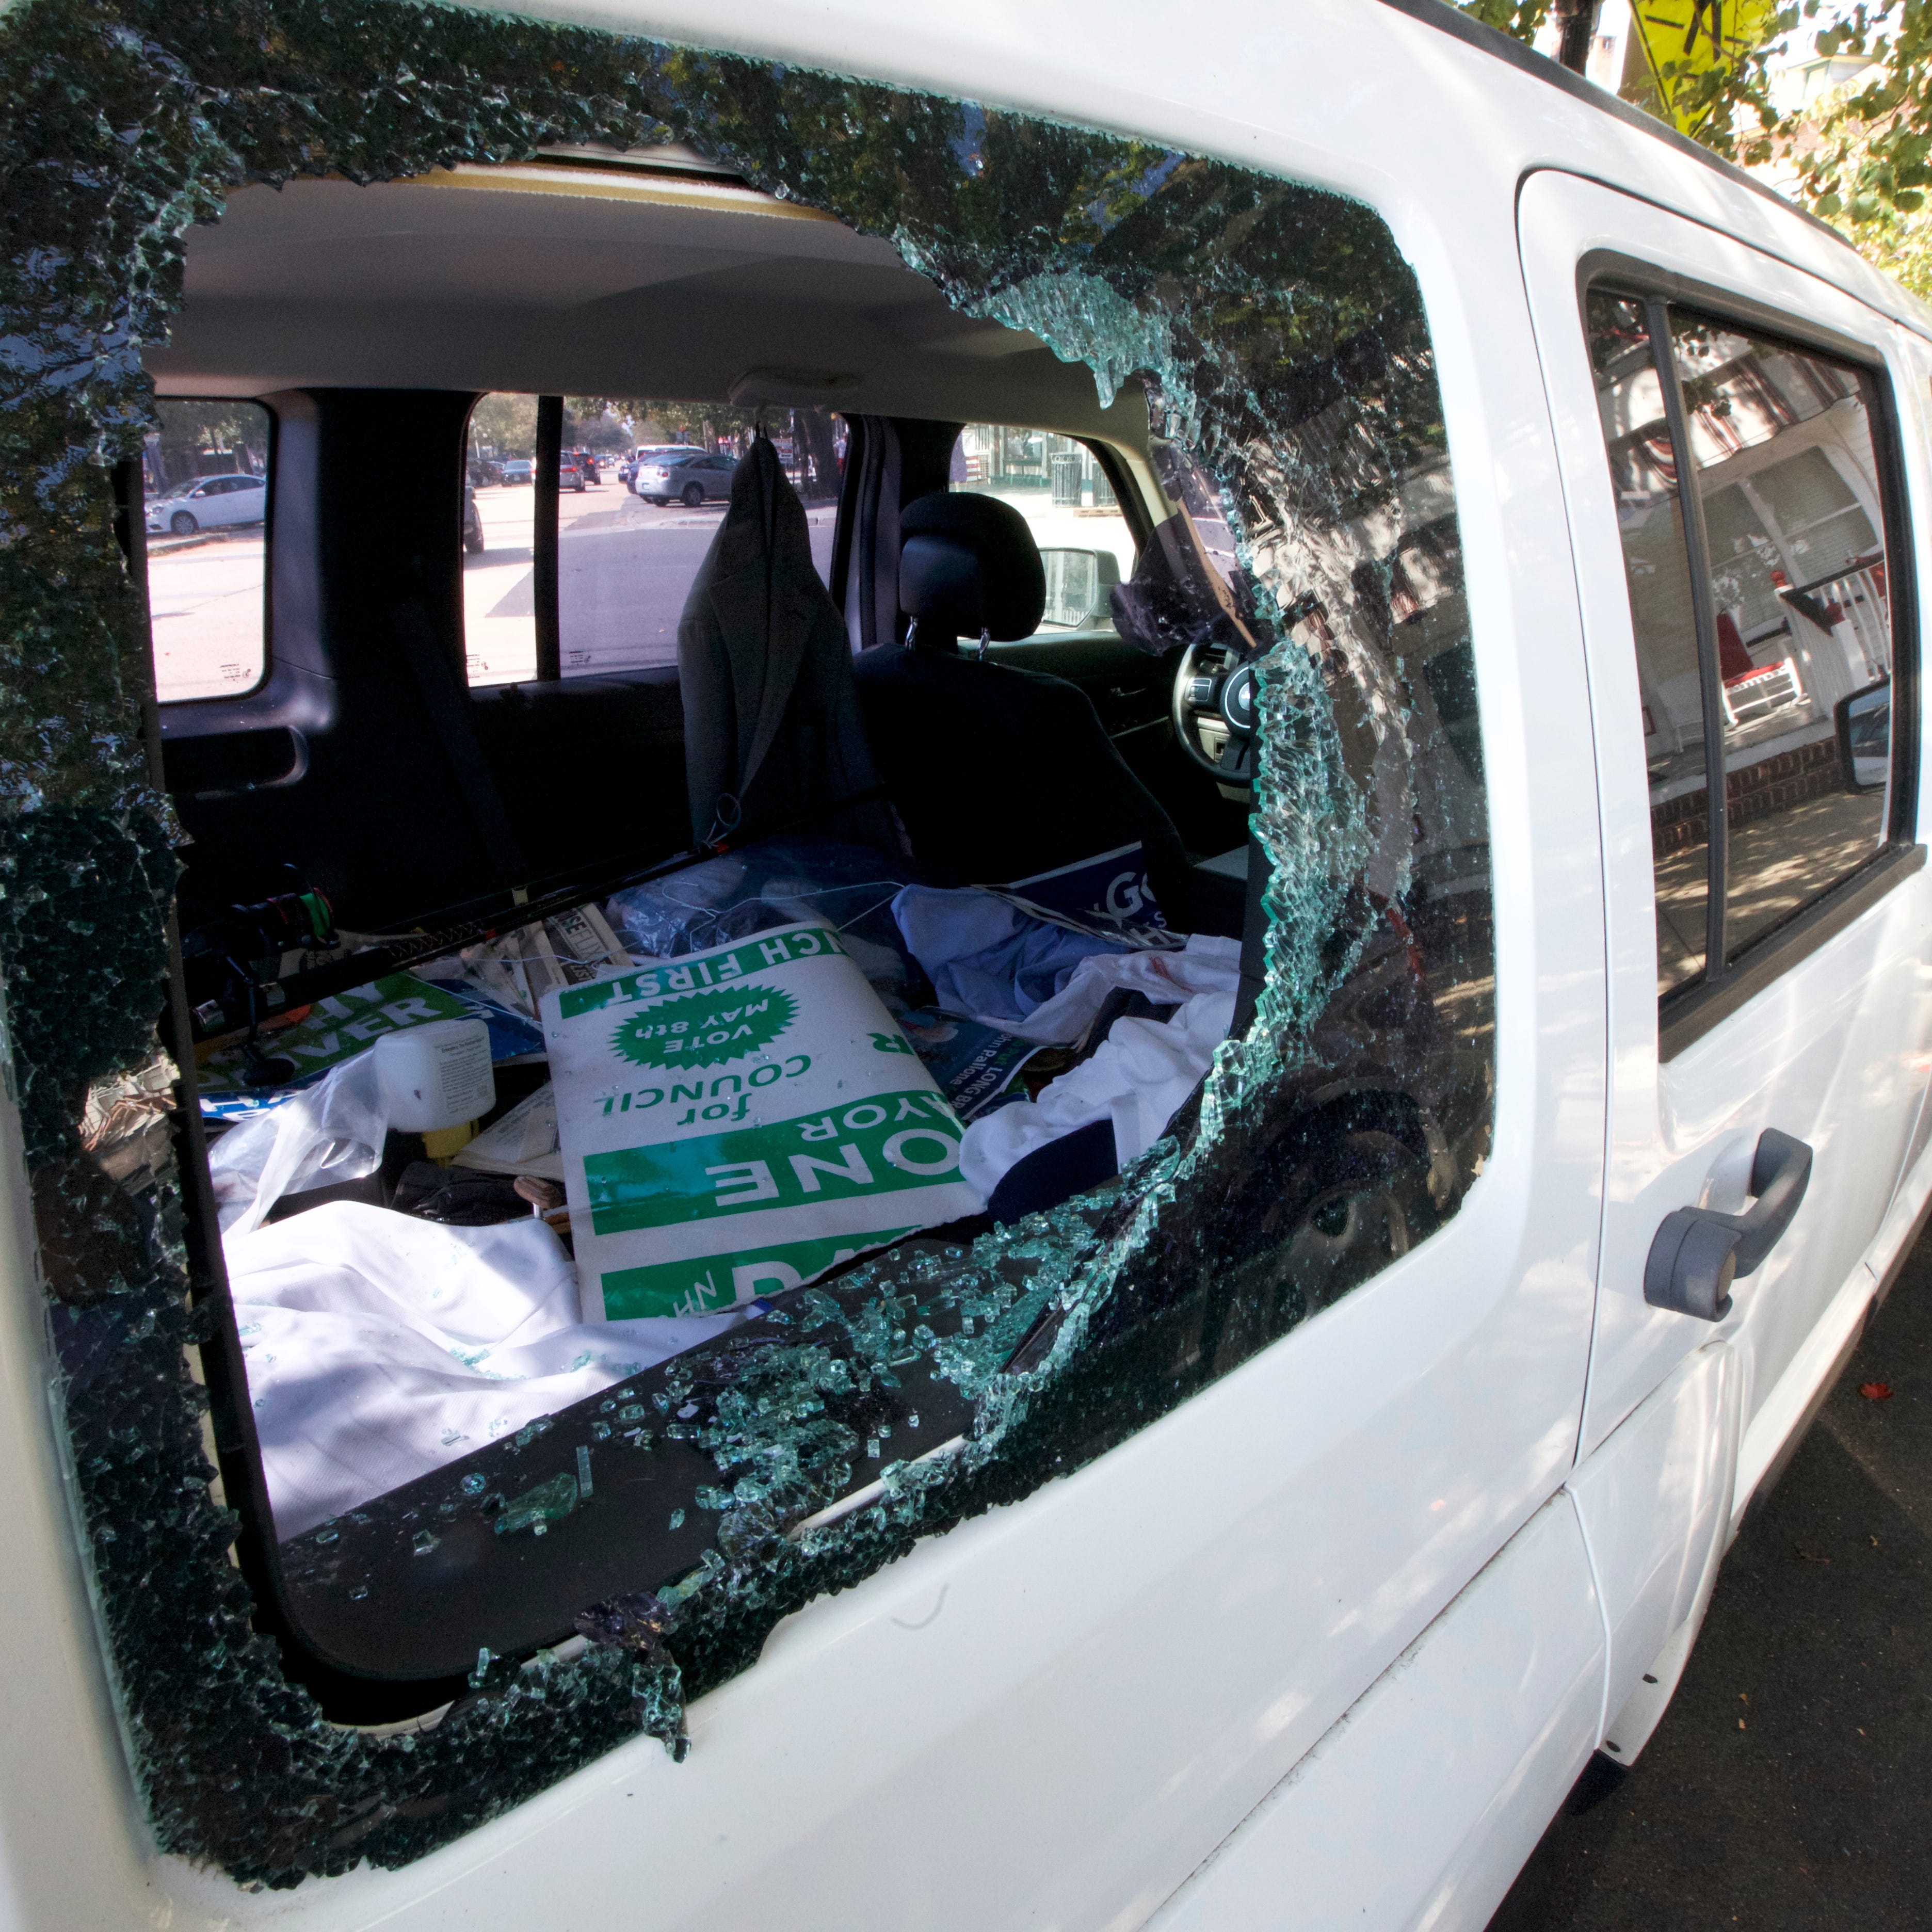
[146,527,268,703]
[462,477,837,685]
[1489,1223,1932,1931]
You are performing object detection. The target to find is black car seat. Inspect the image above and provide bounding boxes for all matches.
[851,492,1243,935]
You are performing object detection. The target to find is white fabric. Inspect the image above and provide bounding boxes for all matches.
[960,985,1236,1200]
[226,1203,740,1537]
[992,931,1242,1046]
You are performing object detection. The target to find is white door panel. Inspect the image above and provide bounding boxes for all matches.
[1565,1339,1740,1740]
[124,1164,1599,1932]
[1868,1103,1932,1303]
[1518,173,1932,1471]
[1731,1256,1873,1529]
[1141,1495,1604,1932]
[1653,898,1921,1440]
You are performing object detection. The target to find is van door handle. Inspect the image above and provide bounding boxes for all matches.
[1643,1129,1813,1323]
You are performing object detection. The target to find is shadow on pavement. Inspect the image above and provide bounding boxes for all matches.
[1488,1227,1932,1931]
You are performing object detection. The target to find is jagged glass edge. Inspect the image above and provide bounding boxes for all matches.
[0,0,1485,1885]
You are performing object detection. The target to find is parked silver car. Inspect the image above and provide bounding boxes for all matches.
[634,448,737,505]
[624,441,701,489]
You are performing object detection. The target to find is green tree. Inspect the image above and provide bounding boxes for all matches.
[1458,0,1932,298]
[150,398,268,491]
[466,394,846,493]
[466,392,537,461]
[604,398,763,449]
[1778,9,1932,230]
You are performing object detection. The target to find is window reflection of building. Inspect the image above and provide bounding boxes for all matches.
[1677,321,1887,746]
[1590,292,1894,994]
[1673,319,1891,960]
[1601,320,1890,779]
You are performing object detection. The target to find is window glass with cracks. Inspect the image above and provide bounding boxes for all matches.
[2,0,1491,1886]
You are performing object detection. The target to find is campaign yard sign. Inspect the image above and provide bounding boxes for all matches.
[996,841,1171,945]
[542,921,983,1322]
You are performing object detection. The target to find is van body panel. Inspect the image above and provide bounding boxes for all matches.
[1139,1494,1604,1932]
[5,1094,1598,1929]
[53,0,1613,1919]
[1518,173,1932,1469]
[2,0,1923,1923]
[1564,1339,1741,1741]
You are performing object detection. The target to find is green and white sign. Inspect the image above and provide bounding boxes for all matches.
[543,921,983,1321]
[202,973,475,1092]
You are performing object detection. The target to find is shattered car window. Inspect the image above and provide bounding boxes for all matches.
[5,0,1491,1885]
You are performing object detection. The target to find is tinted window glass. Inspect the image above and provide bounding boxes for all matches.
[1587,289,1903,1011]
[950,424,1134,635]
[143,397,272,703]
[1587,294,1711,996]
[463,392,541,684]
[1670,312,1892,962]
[464,398,843,684]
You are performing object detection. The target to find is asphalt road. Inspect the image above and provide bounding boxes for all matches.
[1488,1220,1932,1930]
[462,479,836,685]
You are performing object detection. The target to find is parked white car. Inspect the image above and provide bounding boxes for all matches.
[144,471,268,536]
[13,0,1932,1927]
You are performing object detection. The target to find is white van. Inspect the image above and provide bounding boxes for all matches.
[8,0,1931,1925]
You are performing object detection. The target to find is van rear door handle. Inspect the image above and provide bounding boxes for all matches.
[1644,1129,1813,1323]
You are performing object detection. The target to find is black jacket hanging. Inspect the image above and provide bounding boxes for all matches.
[676,440,888,848]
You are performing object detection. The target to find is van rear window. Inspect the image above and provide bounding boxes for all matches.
[464,396,843,686]
[144,398,271,702]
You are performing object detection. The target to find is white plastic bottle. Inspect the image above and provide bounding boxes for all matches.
[374,1019,495,1155]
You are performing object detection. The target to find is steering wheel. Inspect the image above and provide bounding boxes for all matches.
[1171,636,1260,785]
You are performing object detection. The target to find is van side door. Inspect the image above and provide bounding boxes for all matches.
[1520,173,1932,1733]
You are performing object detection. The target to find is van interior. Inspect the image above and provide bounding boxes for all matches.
[141,150,1269,1711]
[151,149,1253,917]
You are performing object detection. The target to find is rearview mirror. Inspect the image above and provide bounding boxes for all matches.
[1834,679,1891,795]
[1038,547,1123,629]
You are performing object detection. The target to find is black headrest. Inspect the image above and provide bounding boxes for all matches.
[898,491,1045,646]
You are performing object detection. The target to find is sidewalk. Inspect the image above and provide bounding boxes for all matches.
[1489,1222,1932,1930]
